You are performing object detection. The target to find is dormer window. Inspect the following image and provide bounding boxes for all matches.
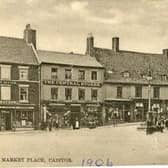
[161,74,167,81]
[123,71,130,78]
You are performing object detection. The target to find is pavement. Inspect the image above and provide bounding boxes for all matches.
[0,122,168,167]
[0,122,142,135]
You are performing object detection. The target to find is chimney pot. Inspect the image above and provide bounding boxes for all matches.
[112,37,119,52]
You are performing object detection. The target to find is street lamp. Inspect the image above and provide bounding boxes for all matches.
[146,75,152,120]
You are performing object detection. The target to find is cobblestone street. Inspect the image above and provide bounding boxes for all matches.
[0,124,168,167]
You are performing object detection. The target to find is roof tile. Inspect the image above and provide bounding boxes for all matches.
[0,36,38,65]
[37,50,103,68]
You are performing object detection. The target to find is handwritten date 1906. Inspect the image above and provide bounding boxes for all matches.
[81,158,113,166]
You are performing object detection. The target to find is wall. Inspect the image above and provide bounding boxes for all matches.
[104,83,168,100]
[41,64,104,102]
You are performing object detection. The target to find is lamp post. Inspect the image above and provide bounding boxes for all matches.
[146,75,152,120]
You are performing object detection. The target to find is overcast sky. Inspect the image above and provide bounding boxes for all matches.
[0,0,168,54]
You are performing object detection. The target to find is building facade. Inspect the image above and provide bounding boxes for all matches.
[0,25,40,131]
[86,34,168,122]
[38,50,104,126]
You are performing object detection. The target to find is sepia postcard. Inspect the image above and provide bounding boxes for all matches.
[0,0,168,167]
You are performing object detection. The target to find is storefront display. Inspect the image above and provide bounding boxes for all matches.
[15,111,34,128]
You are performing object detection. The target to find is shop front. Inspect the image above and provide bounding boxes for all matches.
[42,102,102,128]
[134,102,145,121]
[104,99,132,123]
[43,103,82,128]
[0,105,35,131]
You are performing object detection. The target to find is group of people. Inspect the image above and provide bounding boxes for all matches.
[146,114,168,134]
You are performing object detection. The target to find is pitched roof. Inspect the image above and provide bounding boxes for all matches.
[0,36,38,65]
[37,50,103,68]
[93,47,168,82]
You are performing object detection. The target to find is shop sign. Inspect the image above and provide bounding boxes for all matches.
[0,100,16,105]
[43,79,102,87]
[0,80,16,85]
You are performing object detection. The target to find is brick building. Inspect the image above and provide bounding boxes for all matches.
[37,48,104,125]
[0,25,40,131]
[86,35,168,122]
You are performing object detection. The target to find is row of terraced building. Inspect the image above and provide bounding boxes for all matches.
[0,24,168,131]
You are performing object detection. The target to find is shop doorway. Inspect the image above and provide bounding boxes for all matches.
[1,111,11,130]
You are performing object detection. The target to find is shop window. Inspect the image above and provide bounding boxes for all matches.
[19,66,29,80]
[15,111,33,128]
[78,70,85,80]
[65,88,72,100]
[135,86,142,98]
[1,65,11,80]
[1,86,11,100]
[117,86,122,98]
[78,88,85,101]
[153,87,160,98]
[65,69,72,80]
[19,86,29,102]
[91,89,98,101]
[51,87,58,100]
[91,71,97,80]
[51,67,58,80]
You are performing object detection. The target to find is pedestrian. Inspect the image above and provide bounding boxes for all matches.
[112,113,117,127]
[128,111,131,122]
[165,118,168,129]
[75,117,80,129]
[52,118,56,130]
[48,118,52,132]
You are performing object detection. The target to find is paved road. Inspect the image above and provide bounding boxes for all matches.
[0,124,168,167]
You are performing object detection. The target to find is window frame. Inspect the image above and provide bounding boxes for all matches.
[19,66,29,81]
[1,85,11,100]
[135,86,142,98]
[123,71,130,78]
[65,69,72,80]
[78,88,85,101]
[153,87,160,99]
[117,86,122,98]
[91,89,98,101]
[78,70,85,80]
[19,85,29,103]
[0,65,11,80]
[65,88,72,100]
[51,67,58,80]
[91,71,97,80]
[51,87,58,100]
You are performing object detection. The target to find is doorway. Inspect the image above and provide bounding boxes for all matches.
[1,111,11,130]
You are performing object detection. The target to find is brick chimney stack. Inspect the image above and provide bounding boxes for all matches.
[112,37,119,52]
[163,49,168,58]
[86,33,94,56]
[24,24,36,49]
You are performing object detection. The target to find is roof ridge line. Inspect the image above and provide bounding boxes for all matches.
[38,49,86,56]
[94,47,163,56]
